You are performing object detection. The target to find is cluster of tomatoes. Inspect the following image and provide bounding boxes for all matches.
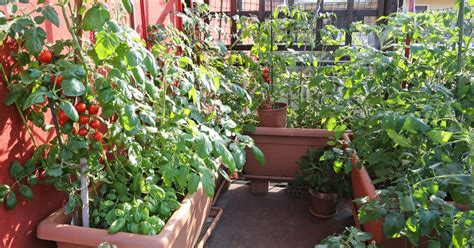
[58,102,104,141]
[263,67,271,83]
[39,50,65,89]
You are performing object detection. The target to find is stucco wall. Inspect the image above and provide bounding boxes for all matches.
[415,0,455,10]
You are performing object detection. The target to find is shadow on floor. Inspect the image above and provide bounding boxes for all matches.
[205,182,354,248]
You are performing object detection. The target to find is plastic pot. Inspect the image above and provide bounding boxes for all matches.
[257,102,288,127]
[308,189,338,218]
[37,184,212,248]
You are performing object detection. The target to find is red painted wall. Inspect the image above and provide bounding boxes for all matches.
[0,1,181,247]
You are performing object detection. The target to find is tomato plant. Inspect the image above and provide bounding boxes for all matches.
[0,0,263,237]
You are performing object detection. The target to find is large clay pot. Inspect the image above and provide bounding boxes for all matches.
[37,184,212,248]
[308,189,338,218]
[244,128,335,194]
[257,102,288,127]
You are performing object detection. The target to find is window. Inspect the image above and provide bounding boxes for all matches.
[415,5,428,13]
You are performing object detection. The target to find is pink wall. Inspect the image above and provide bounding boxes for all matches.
[0,1,181,247]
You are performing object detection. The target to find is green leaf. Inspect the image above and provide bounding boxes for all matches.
[22,87,47,110]
[386,129,412,148]
[4,87,27,106]
[59,101,79,122]
[121,0,133,13]
[383,212,405,237]
[94,31,119,60]
[150,185,165,201]
[201,173,215,197]
[197,135,212,159]
[46,165,63,177]
[24,159,36,174]
[418,208,438,236]
[20,69,42,84]
[187,173,200,194]
[178,57,193,67]
[42,5,59,27]
[61,78,85,96]
[24,27,46,55]
[108,217,126,234]
[215,142,235,174]
[427,241,441,248]
[399,195,415,212]
[250,145,265,167]
[0,185,10,202]
[9,161,24,179]
[427,130,453,144]
[27,175,38,185]
[5,192,17,210]
[402,115,430,133]
[143,52,158,77]
[19,185,33,200]
[231,146,246,171]
[82,3,110,31]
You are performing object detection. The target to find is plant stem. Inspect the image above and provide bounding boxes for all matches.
[0,65,39,148]
[99,143,115,177]
[48,100,64,146]
[413,174,470,188]
[59,3,90,85]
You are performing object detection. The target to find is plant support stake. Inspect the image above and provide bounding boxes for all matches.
[80,158,89,228]
[456,0,465,89]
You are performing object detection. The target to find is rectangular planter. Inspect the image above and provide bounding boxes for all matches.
[244,127,335,193]
[345,134,420,247]
[36,184,212,248]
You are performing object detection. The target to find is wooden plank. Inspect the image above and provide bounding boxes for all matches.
[230,0,237,44]
[230,43,341,51]
[258,0,265,20]
[345,0,354,46]
[210,9,378,18]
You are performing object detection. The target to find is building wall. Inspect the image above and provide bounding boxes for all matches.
[415,0,455,10]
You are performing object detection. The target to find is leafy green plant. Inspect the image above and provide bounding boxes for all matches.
[356,177,473,247]
[316,226,377,248]
[294,147,350,196]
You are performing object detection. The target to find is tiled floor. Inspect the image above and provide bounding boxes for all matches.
[205,181,354,248]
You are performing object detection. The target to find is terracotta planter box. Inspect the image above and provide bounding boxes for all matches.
[37,184,212,248]
[244,127,334,194]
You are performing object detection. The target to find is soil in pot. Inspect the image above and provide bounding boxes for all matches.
[308,188,338,218]
[257,102,288,127]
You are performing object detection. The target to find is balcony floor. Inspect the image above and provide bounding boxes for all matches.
[205,181,354,248]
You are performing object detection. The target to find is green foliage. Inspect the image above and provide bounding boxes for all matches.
[0,0,258,237]
[294,147,350,196]
[316,226,377,248]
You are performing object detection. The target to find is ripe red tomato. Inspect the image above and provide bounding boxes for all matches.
[72,127,78,135]
[50,75,63,87]
[58,111,69,122]
[263,67,269,74]
[75,102,87,113]
[88,104,99,115]
[89,119,100,129]
[93,131,103,141]
[59,119,67,126]
[78,115,89,124]
[39,50,53,63]
[78,128,88,137]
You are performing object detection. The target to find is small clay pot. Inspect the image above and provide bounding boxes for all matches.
[257,102,288,127]
[308,188,338,218]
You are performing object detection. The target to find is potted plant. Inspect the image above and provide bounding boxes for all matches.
[0,2,259,247]
[257,66,288,128]
[233,7,351,193]
[294,148,350,218]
